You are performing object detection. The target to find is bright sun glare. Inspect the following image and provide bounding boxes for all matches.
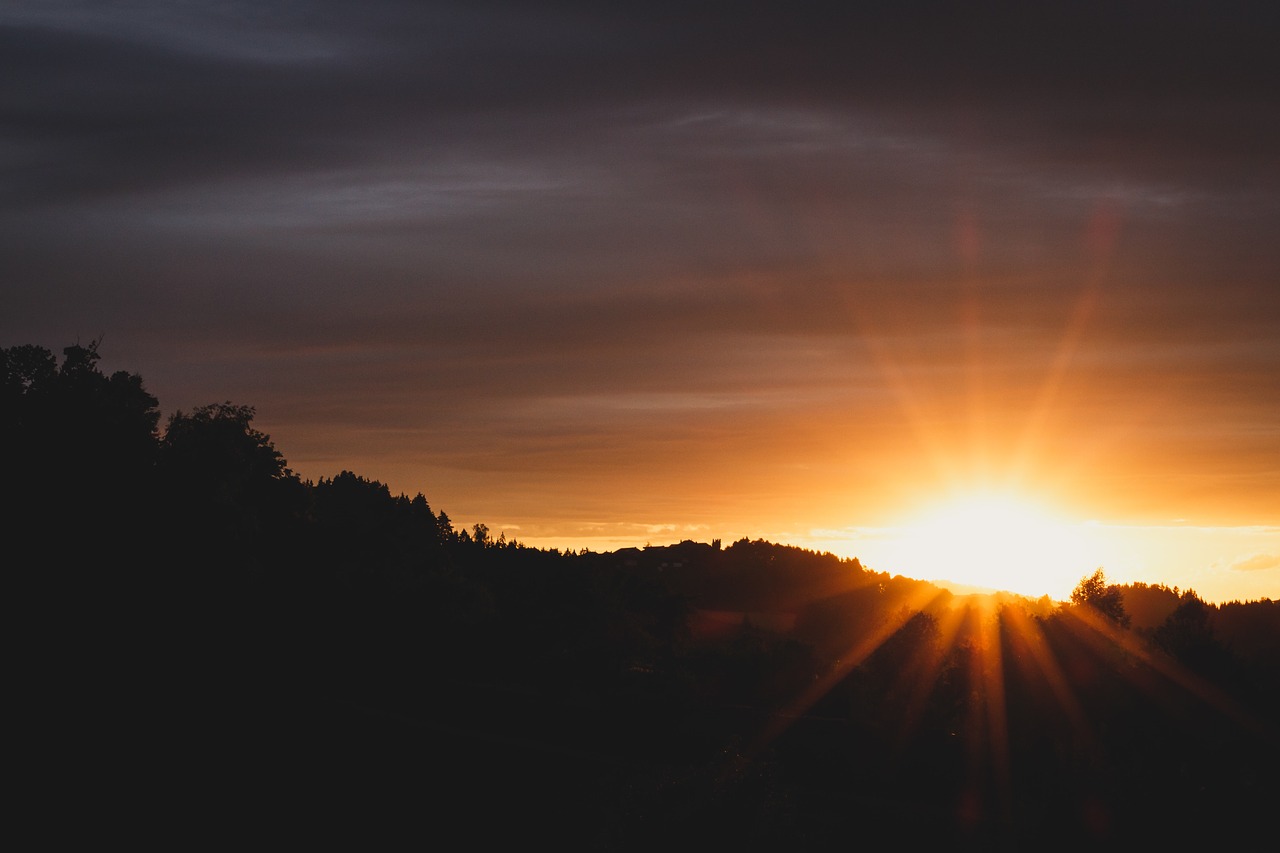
[887,491,1095,600]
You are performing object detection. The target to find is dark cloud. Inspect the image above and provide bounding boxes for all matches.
[5,1,1277,205]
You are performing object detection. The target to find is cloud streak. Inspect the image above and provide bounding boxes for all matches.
[1232,554,1280,574]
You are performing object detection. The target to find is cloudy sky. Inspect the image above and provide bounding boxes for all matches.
[3,2,1278,600]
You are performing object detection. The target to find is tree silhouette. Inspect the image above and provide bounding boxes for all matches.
[1154,593,1231,673]
[1070,568,1131,628]
[155,401,308,580]
[2,340,161,566]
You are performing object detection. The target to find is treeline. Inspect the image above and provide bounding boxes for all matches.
[6,342,1279,848]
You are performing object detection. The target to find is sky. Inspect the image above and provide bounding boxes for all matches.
[3,1,1278,603]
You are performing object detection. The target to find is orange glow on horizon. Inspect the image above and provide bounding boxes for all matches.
[871,488,1097,599]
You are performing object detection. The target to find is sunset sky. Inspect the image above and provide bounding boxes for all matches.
[3,2,1277,602]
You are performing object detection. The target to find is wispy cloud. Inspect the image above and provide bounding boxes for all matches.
[1231,554,1280,573]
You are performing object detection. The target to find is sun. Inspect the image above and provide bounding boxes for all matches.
[883,490,1097,599]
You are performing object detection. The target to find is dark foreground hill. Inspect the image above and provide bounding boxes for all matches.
[8,342,1279,849]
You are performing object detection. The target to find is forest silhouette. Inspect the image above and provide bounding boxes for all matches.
[7,342,1278,849]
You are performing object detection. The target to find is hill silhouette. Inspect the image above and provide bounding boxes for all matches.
[7,341,1279,849]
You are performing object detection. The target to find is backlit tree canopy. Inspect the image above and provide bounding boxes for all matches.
[1070,568,1131,628]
